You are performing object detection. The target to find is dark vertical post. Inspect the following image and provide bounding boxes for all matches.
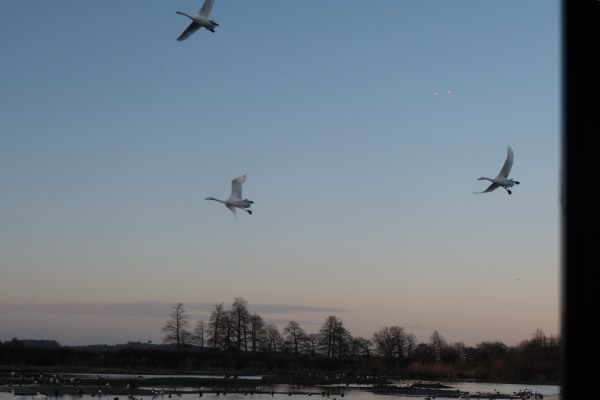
[562,0,599,397]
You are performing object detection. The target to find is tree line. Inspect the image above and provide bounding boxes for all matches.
[0,297,559,384]
[158,298,559,382]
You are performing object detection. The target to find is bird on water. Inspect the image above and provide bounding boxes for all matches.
[176,0,219,41]
[474,146,520,195]
[205,173,254,218]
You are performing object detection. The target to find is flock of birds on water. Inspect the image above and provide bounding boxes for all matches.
[176,0,521,218]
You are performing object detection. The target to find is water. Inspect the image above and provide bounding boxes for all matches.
[55,375,262,381]
[0,381,560,400]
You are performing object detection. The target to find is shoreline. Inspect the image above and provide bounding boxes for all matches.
[0,384,538,400]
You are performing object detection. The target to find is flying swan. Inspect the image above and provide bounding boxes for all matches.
[474,146,520,195]
[176,0,219,41]
[206,173,254,218]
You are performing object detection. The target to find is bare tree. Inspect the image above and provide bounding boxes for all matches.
[334,323,353,357]
[477,340,509,360]
[318,315,350,357]
[283,320,306,355]
[191,320,206,349]
[263,323,283,352]
[248,313,266,352]
[453,341,467,362]
[372,326,396,357]
[405,332,417,358]
[303,333,319,356]
[231,297,250,351]
[207,302,225,350]
[161,302,191,349]
[531,328,548,347]
[318,315,337,356]
[350,336,373,357]
[372,326,409,358]
[219,310,234,351]
[430,329,447,362]
[412,342,435,362]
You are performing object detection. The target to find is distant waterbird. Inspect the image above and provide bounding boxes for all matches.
[474,146,520,195]
[176,0,218,41]
[205,173,254,218]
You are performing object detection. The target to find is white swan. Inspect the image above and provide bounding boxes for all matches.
[474,146,520,195]
[206,173,254,218]
[176,0,219,41]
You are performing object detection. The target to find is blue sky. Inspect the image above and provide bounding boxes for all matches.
[0,0,560,347]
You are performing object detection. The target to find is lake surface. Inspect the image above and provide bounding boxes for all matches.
[0,377,560,400]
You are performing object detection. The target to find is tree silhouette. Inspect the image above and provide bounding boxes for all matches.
[283,321,307,355]
[161,302,191,349]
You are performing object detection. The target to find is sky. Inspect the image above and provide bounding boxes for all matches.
[0,1,561,348]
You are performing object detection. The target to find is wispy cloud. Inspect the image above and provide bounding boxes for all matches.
[0,301,349,320]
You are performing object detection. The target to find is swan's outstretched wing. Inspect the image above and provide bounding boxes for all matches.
[199,0,215,17]
[498,146,514,178]
[230,174,247,200]
[473,183,500,194]
[177,22,201,41]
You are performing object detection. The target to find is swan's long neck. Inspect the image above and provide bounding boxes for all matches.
[478,177,492,182]
[176,11,194,19]
[205,197,226,204]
